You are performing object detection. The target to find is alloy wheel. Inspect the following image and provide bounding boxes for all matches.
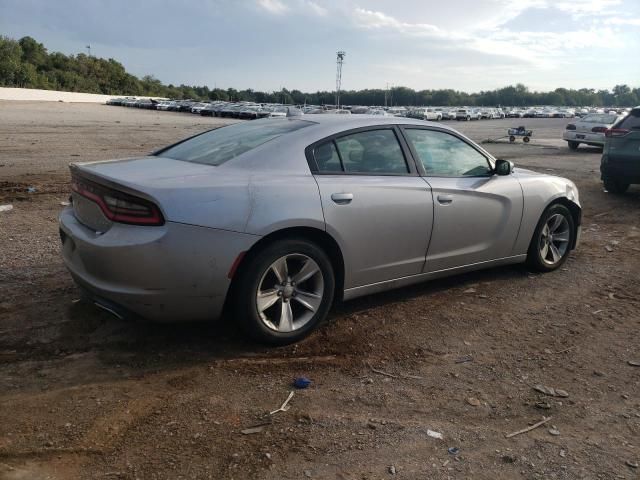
[539,213,570,265]
[256,254,324,333]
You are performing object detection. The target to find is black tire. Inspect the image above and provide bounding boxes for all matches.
[567,141,579,150]
[523,136,530,143]
[603,177,630,194]
[526,204,575,272]
[233,238,335,345]
[509,135,516,143]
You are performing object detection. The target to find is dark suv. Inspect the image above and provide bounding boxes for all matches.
[601,106,640,193]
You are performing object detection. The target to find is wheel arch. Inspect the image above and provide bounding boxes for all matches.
[229,226,345,303]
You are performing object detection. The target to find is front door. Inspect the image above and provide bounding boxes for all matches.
[401,127,523,272]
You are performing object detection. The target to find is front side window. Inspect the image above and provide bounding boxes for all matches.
[405,129,492,177]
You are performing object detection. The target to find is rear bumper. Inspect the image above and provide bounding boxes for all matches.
[59,207,259,322]
[562,131,605,146]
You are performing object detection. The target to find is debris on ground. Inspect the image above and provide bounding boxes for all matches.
[533,384,569,397]
[466,397,481,406]
[293,377,312,389]
[548,427,561,436]
[269,391,294,415]
[505,417,552,438]
[427,429,443,440]
[0,204,13,212]
[448,447,460,455]
[628,360,640,367]
[26,186,37,193]
[241,425,265,435]
[626,460,638,468]
[388,465,397,475]
[455,355,473,364]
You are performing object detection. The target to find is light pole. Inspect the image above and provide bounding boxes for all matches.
[335,51,345,109]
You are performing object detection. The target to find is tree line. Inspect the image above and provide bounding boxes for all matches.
[1,35,638,107]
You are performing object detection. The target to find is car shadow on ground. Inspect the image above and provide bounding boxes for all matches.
[49,263,529,371]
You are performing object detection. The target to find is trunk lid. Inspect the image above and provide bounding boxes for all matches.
[70,156,252,232]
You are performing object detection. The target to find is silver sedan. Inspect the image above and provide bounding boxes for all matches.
[59,115,581,344]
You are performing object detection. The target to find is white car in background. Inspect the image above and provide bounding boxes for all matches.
[455,108,480,121]
[424,108,443,121]
[562,113,621,150]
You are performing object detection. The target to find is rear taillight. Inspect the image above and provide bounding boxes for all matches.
[71,175,164,226]
[591,126,608,133]
[605,128,630,138]
[566,124,576,130]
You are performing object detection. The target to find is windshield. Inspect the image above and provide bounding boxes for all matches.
[582,114,617,124]
[157,120,312,166]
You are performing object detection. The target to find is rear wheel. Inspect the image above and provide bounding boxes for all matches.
[567,141,579,150]
[603,177,630,194]
[233,239,335,345]
[527,204,575,272]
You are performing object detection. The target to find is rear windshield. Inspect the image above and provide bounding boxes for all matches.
[582,114,618,124]
[616,109,640,129]
[157,120,312,166]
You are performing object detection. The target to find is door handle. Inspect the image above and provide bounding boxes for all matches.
[331,193,353,205]
[437,194,453,205]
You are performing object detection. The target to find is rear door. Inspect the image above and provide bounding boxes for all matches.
[309,127,433,288]
[401,127,523,272]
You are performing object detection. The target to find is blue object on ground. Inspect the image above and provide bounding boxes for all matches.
[293,377,312,389]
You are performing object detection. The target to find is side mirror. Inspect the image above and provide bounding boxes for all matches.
[494,159,514,176]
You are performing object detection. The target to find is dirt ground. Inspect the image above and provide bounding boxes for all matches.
[0,101,639,480]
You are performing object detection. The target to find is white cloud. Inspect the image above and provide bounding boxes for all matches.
[553,0,622,15]
[303,0,327,16]
[257,0,289,14]
[604,16,640,25]
[352,8,441,35]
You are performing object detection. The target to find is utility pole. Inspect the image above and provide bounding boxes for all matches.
[86,45,91,56]
[335,51,345,109]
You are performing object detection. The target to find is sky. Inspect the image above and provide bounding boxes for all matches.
[1,0,639,93]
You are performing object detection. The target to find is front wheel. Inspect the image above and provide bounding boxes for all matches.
[526,204,575,272]
[567,141,579,150]
[603,177,629,194]
[233,239,335,345]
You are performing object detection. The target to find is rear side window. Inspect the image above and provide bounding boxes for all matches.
[158,120,312,166]
[616,109,640,129]
[313,129,409,174]
[314,141,342,172]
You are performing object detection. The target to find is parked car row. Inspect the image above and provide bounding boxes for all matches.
[106,98,634,127]
[107,98,299,119]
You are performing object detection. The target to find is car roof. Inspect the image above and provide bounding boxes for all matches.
[291,114,451,130]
